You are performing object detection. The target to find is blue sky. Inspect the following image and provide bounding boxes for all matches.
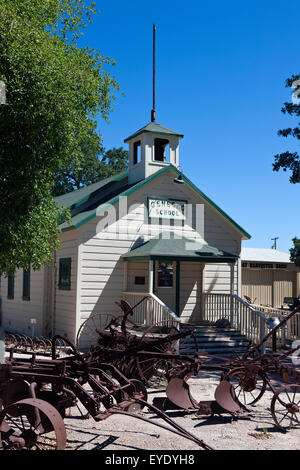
[79,0,299,253]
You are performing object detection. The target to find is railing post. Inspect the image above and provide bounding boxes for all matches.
[147,297,153,325]
[123,261,128,292]
[148,260,154,295]
[202,293,206,322]
[230,263,235,325]
[260,318,266,353]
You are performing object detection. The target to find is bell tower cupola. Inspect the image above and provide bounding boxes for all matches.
[125,24,184,185]
[124,123,184,185]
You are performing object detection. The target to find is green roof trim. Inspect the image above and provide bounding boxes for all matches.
[124,122,184,143]
[57,164,251,240]
[122,232,237,263]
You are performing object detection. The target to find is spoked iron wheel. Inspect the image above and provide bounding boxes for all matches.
[76,313,117,350]
[271,384,300,432]
[135,321,183,386]
[0,398,67,450]
[224,368,267,406]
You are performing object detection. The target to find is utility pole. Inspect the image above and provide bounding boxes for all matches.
[271,237,279,250]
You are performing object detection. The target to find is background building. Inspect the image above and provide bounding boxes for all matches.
[241,247,300,308]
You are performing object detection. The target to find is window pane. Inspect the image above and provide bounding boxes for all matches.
[59,258,71,290]
[157,262,173,287]
[23,266,30,300]
[7,274,14,299]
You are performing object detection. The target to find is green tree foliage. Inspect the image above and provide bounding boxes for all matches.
[290,237,300,268]
[273,75,300,183]
[99,147,129,178]
[0,0,120,274]
[52,143,128,196]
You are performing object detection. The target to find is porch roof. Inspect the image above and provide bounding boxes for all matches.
[122,233,237,263]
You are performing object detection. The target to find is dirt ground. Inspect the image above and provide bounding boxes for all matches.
[3,351,299,452]
[62,370,300,451]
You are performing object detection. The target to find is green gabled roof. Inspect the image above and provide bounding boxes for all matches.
[124,122,184,143]
[122,232,237,263]
[57,164,251,240]
[57,165,173,231]
[55,171,128,210]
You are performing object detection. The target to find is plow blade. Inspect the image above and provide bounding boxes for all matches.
[166,378,198,410]
[214,380,244,414]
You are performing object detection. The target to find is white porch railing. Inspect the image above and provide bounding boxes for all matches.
[202,293,300,348]
[202,293,267,344]
[121,291,180,328]
[121,291,299,350]
[252,304,300,346]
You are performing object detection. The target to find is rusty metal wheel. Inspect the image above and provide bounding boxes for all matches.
[224,368,267,406]
[135,321,183,386]
[116,379,148,413]
[76,313,119,350]
[271,384,300,432]
[0,398,67,450]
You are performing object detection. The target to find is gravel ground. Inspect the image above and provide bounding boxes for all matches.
[62,370,300,451]
[4,351,299,452]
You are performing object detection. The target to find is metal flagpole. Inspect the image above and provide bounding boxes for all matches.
[151,24,156,122]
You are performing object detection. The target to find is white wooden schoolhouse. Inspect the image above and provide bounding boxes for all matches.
[2,118,265,351]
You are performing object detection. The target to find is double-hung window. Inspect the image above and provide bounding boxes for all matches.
[58,258,71,290]
[7,274,14,299]
[22,266,30,301]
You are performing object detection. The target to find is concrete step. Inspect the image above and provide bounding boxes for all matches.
[181,335,248,344]
[179,324,249,356]
[179,347,247,356]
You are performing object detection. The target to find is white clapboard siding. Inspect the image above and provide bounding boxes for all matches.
[203,263,238,294]
[76,170,242,325]
[1,266,45,337]
[54,231,79,341]
[127,261,149,292]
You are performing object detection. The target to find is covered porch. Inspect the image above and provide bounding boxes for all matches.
[121,232,238,326]
[120,233,297,348]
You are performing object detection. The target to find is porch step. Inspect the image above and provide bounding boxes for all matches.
[179,325,250,357]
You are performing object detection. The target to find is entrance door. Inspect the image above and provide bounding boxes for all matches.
[154,261,203,321]
[154,261,176,312]
[180,262,203,323]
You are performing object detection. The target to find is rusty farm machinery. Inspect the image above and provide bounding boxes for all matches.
[76,298,300,432]
[0,323,213,450]
[0,297,299,450]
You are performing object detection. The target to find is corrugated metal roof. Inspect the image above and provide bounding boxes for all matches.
[241,247,291,263]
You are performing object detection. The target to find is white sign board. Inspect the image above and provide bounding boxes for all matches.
[148,197,186,220]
